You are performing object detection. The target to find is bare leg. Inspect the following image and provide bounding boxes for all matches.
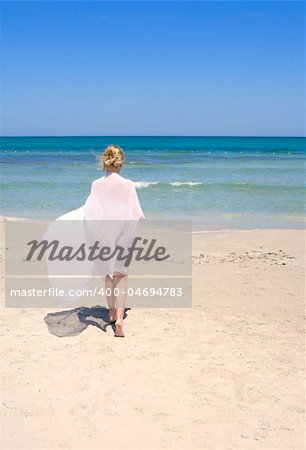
[105,275,116,322]
[113,272,127,337]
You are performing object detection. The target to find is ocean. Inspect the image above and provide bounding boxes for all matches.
[1,136,305,230]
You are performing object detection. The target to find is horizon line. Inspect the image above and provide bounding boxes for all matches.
[1,135,305,139]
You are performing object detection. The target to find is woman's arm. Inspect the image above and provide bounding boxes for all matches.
[130,182,145,221]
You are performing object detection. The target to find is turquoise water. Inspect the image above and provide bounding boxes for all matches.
[1,136,305,229]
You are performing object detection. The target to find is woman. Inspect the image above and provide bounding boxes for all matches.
[84,145,144,337]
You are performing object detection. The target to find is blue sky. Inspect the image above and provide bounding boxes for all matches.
[1,1,304,136]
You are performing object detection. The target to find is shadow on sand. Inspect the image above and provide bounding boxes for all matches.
[43,306,130,337]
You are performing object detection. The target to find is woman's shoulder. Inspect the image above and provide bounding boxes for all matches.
[120,175,135,185]
[93,176,103,181]
[92,173,135,186]
[91,176,105,185]
[91,173,135,187]
[112,174,136,187]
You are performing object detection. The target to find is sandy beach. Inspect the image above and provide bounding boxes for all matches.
[0,224,304,450]
[1,0,304,448]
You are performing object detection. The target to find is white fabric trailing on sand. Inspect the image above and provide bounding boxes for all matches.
[43,173,144,304]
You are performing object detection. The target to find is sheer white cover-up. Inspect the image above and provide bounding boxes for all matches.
[43,173,144,303]
[83,172,145,278]
[84,172,145,222]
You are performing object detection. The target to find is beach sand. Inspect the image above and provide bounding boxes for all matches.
[0,223,304,449]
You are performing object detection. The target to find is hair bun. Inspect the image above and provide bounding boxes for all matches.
[104,156,117,167]
[101,145,125,169]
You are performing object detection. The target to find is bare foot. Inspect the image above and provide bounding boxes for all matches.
[108,308,116,323]
[115,320,125,337]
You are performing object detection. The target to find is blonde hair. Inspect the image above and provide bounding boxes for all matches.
[101,145,125,170]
